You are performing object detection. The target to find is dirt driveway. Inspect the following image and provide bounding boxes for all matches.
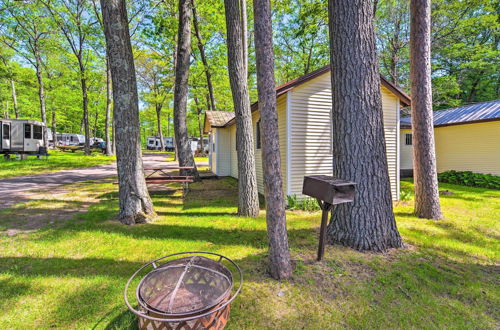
[0,154,206,209]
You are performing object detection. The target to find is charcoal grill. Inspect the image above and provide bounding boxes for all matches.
[302,175,356,261]
[124,252,242,330]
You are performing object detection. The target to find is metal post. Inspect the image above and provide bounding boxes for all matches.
[316,199,332,261]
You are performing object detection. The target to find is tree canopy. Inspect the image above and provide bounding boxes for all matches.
[0,0,497,135]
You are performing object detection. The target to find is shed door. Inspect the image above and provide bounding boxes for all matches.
[2,122,11,150]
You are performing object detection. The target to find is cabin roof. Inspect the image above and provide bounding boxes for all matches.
[203,111,236,133]
[401,99,500,128]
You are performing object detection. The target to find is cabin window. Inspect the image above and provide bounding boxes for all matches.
[2,124,10,139]
[33,125,43,140]
[405,133,412,146]
[256,120,261,149]
[70,136,74,142]
[24,124,32,139]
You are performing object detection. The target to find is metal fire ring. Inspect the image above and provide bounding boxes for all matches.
[124,251,243,323]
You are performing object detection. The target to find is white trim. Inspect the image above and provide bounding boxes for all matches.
[286,90,292,196]
[396,101,401,201]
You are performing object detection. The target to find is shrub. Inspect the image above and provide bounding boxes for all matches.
[287,195,320,211]
[400,188,413,202]
[438,170,500,190]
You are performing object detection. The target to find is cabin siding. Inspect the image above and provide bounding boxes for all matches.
[250,95,288,195]
[288,73,400,200]
[215,128,231,176]
[401,121,500,176]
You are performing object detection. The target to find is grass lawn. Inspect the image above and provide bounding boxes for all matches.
[0,178,498,328]
[0,150,115,179]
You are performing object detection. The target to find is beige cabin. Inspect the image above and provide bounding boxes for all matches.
[400,100,500,176]
[204,66,411,200]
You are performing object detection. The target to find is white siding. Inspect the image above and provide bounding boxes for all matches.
[215,128,231,176]
[251,95,288,195]
[400,129,414,170]
[288,73,400,200]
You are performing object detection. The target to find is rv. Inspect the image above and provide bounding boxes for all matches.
[0,119,46,155]
[146,136,175,151]
[57,133,86,146]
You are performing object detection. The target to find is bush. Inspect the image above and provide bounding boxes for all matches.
[287,195,320,211]
[438,170,500,190]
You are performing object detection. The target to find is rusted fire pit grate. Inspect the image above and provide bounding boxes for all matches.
[125,252,242,330]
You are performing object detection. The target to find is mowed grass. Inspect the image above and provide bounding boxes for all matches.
[0,178,498,329]
[0,150,115,179]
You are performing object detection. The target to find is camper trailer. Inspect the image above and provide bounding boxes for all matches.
[57,133,86,146]
[146,136,175,151]
[0,119,46,155]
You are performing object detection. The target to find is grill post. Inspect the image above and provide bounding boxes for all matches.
[316,199,333,261]
[302,175,356,262]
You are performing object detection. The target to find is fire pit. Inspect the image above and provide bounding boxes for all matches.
[124,252,242,330]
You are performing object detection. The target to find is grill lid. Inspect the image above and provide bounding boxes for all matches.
[137,256,233,315]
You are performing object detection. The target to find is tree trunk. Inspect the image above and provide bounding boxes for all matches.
[34,49,48,151]
[253,0,292,279]
[156,103,166,151]
[101,0,155,225]
[224,0,260,217]
[79,60,91,155]
[105,57,113,155]
[326,0,404,251]
[194,97,204,153]
[192,0,216,111]
[10,79,19,119]
[410,0,442,219]
[52,110,57,147]
[240,0,248,76]
[173,0,199,180]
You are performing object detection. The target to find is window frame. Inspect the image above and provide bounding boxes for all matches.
[2,124,10,139]
[24,124,32,139]
[33,125,43,140]
[256,119,261,150]
[405,133,412,146]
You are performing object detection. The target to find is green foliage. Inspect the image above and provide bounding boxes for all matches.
[400,188,413,202]
[287,195,320,211]
[438,170,500,190]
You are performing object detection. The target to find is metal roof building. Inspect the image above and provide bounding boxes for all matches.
[401,99,500,128]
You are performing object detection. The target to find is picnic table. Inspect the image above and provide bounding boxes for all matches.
[143,166,195,183]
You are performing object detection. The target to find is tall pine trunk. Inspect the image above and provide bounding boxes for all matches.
[156,103,165,151]
[192,0,216,111]
[79,60,91,155]
[173,0,199,180]
[326,0,403,251]
[52,110,57,146]
[101,0,155,225]
[105,57,113,155]
[10,79,19,119]
[34,49,48,151]
[410,0,442,219]
[253,0,292,279]
[224,0,260,217]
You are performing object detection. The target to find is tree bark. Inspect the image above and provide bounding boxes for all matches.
[194,97,204,152]
[105,57,113,155]
[156,103,166,151]
[326,0,404,251]
[101,0,155,225]
[192,0,216,111]
[34,47,49,151]
[224,0,260,217]
[240,0,248,76]
[79,60,91,155]
[253,0,292,279]
[173,0,200,180]
[410,0,442,219]
[52,110,57,146]
[10,79,19,119]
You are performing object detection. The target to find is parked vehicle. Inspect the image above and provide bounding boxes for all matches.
[57,133,86,146]
[146,136,175,151]
[0,119,47,156]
